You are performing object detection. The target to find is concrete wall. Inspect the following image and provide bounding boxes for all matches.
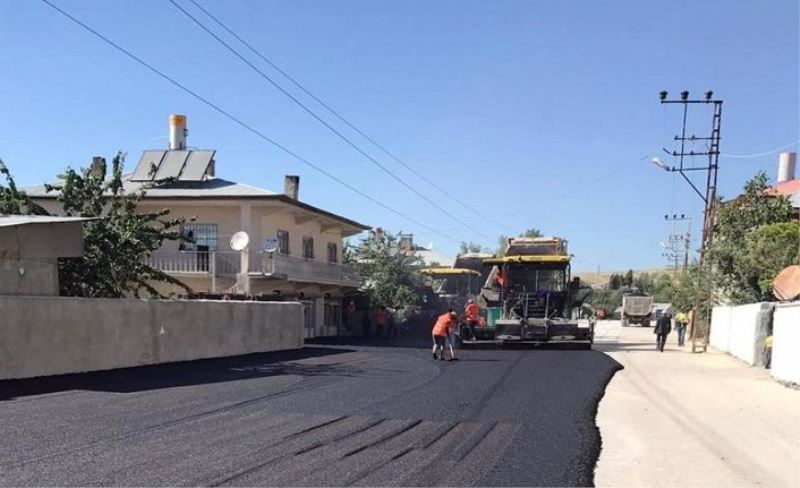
[0,258,59,296]
[772,301,800,384]
[0,221,85,296]
[0,296,303,380]
[710,302,773,365]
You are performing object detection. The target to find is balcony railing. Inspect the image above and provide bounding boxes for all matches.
[145,251,239,276]
[256,252,359,287]
[145,250,358,287]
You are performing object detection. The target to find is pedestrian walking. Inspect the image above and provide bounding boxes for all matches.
[654,312,672,352]
[374,305,388,338]
[764,333,773,369]
[674,311,689,347]
[432,310,457,361]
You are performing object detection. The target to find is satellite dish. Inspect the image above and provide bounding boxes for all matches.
[230,231,250,251]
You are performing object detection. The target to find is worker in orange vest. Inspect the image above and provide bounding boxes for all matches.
[464,298,481,341]
[374,305,389,338]
[432,309,457,361]
[496,267,505,288]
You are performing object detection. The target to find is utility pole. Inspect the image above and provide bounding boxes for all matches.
[657,90,723,353]
[663,214,692,271]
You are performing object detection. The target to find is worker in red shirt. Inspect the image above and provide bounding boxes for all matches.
[374,305,388,338]
[432,310,457,361]
[464,298,481,341]
[496,267,505,289]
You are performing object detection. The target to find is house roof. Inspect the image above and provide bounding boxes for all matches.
[21,175,370,232]
[769,179,800,197]
[0,215,92,228]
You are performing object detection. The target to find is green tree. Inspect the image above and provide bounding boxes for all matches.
[744,221,800,298]
[0,159,49,215]
[608,273,623,290]
[521,228,543,238]
[707,172,794,303]
[459,241,484,254]
[351,230,422,309]
[1,154,189,298]
[624,269,634,287]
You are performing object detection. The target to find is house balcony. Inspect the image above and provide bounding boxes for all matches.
[145,251,359,288]
[252,252,359,288]
[145,251,240,276]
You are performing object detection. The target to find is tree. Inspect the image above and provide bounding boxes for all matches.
[608,273,623,290]
[744,221,800,298]
[0,159,49,215]
[521,228,543,238]
[459,241,484,254]
[351,230,422,309]
[707,172,794,303]
[624,269,634,287]
[1,154,189,298]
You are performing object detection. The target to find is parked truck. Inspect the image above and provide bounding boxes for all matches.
[470,237,594,348]
[621,294,654,327]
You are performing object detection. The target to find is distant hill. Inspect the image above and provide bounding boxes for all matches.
[575,267,674,288]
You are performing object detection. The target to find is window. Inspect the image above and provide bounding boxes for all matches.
[327,242,338,263]
[324,300,342,329]
[277,230,290,255]
[302,236,314,259]
[180,223,218,251]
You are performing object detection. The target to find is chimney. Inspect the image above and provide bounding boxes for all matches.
[90,156,105,179]
[169,114,187,150]
[778,152,797,183]
[399,234,414,252]
[284,175,300,200]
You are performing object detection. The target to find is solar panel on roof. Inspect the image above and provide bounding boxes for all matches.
[130,150,166,181]
[155,150,190,180]
[180,150,215,181]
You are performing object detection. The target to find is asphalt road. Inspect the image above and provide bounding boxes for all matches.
[0,331,621,487]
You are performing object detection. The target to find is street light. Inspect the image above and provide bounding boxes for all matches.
[651,157,671,171]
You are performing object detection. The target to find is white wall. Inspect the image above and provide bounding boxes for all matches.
[0,296,303,380]
[772,301,800,384]
[710,303,772,365]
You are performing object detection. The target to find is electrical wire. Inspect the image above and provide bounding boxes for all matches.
[722,141,799,159]
[167,0,494,243]
[183,0,516,235]
[39,0,461,244]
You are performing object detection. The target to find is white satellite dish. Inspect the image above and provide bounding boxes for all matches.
[230,231,250,251]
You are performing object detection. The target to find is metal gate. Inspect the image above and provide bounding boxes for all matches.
[300,300,316,339]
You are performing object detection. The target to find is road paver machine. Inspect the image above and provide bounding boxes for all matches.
[472,237,594,348]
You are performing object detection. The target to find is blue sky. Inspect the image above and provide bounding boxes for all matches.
[1,0,798,272]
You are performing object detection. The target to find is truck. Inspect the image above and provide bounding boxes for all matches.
[621,294,654,327]
[469,237,594,348]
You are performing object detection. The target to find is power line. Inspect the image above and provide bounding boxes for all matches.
[722,141,799,158]
[167,0,494,243]
[39,0,460,244]
[183,0,515,234]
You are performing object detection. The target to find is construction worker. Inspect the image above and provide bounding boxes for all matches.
[674,311,689,347]
[495,267,505,289]
[374,305,388,338]
[464,298,480,341]
[432,309,457,361]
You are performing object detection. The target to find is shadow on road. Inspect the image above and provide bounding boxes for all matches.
[0,346,356,402]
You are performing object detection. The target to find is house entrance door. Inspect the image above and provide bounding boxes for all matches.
[300,300,316,339]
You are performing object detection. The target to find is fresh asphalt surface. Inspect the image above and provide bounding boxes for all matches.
[0,326,621,487]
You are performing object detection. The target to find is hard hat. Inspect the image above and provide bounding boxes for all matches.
[467,298,474,303]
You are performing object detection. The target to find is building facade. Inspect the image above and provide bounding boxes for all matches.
[23,115,369,338]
